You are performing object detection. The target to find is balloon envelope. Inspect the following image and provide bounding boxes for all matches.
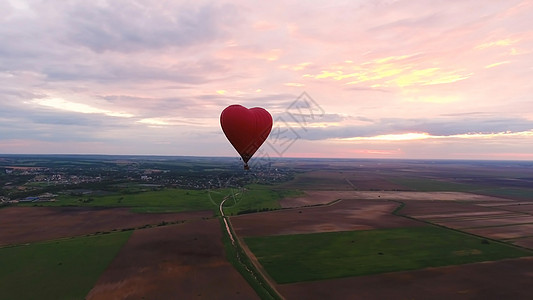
[220,105,272,168]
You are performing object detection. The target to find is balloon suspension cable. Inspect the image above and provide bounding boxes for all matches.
[243,162,250,170]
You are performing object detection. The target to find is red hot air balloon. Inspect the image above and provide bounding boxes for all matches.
[220,105,273,170]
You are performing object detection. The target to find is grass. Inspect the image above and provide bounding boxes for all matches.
[475,188,533,200]
[390,177,533,200]
[219,217,281,300]
[390,177,478,192]
[280,172,351,190]
[21,188,215,213]
[0,231,132,300]
[213,184,285,216]
[244,226,533,284]
[20,184,300,215]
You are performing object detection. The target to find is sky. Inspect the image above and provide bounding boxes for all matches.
[1,0,533,160]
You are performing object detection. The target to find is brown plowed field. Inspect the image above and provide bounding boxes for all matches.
[398,200,502,217]
[510,237,533,249]
[465,224,533,240]
[347,191,506,201]
[280,191,349,207]
[277,257,533,300]
[231,200,423,237]
[426,213,524,222]
[398,200,533,247]
[344,172,407,190]
[477,201,533,207]
[281,171,354,190]
[282,170,411,191]
[490,204,533,214]
[86,219,258,300]
[281,191,508,208]
[414,211,514,220]
[0,207,212,246]
[435,215,533,229]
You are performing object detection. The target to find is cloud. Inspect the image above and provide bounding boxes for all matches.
[62,2,240,53]
[1,0,532,158]
[33,97,135,118]
[302,54,472,88]
[339,130,533,142]
[0,1,240,88]
[285,113,346,123]
[292,116,533,141]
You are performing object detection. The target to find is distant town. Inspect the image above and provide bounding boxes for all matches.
[0,155,293,205]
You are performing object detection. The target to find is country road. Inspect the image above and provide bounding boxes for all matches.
[220,195,235,244]
[219,193,283,300]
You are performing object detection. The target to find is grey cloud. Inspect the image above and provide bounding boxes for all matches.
[0,88,44,100]
[42,59,226,84]
[0,1,239,86]
[354,116,374,123]
[369,13,444,32]
[279,113,347,123]
[101,94,200,118]
[0,98,134,143]
[392,117,533,136]
[196,93,301,110]
[1,104,120,127]
[243,93,301,110]
[346,86,391,93]
[438,112,493,117]
[295,117,533,140]
[0,115,105,142]
[63,2,240,53]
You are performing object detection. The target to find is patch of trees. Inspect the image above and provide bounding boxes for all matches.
[237,207,278,215]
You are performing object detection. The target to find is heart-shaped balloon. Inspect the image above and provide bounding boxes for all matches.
[220,105,273,169]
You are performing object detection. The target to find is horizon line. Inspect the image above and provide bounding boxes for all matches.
[0,153,532,163]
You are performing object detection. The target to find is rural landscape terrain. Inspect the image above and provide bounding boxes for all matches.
[1,155,533,299]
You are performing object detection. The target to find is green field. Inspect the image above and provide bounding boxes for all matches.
[279,172,352,190]
[207,184,300,216]
[19,184,300,215]
[21,188,215,213]
[211,184,300,216]
[245,226,533,283]
[390,177,533,199]
[390,177,478,192]
[0,232,131,300]
[476,188,533,200]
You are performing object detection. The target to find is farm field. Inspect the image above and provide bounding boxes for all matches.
[0,206,212,246]
[2,156,533,299]
[86,219,258,300]
[280,190,506,208]
[279,171,355,190]
[21,188,215,213]
[0,232,131,300]
[398,200,509,217]
[388,177,478,192]
[464,224,533,240]
[208,184,294,216]
[434,215,533,228]
[492,203,533,213]
[235,184,533,299]
[278,257,533,300]
[244,226,531,284]
[394,197,533,249]
[15,183,294,215]
[511,237,533,249]
[232,199,422,237]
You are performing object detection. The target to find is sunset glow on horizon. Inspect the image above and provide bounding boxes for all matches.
[338,130,533,142]
[1,0,532,160]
